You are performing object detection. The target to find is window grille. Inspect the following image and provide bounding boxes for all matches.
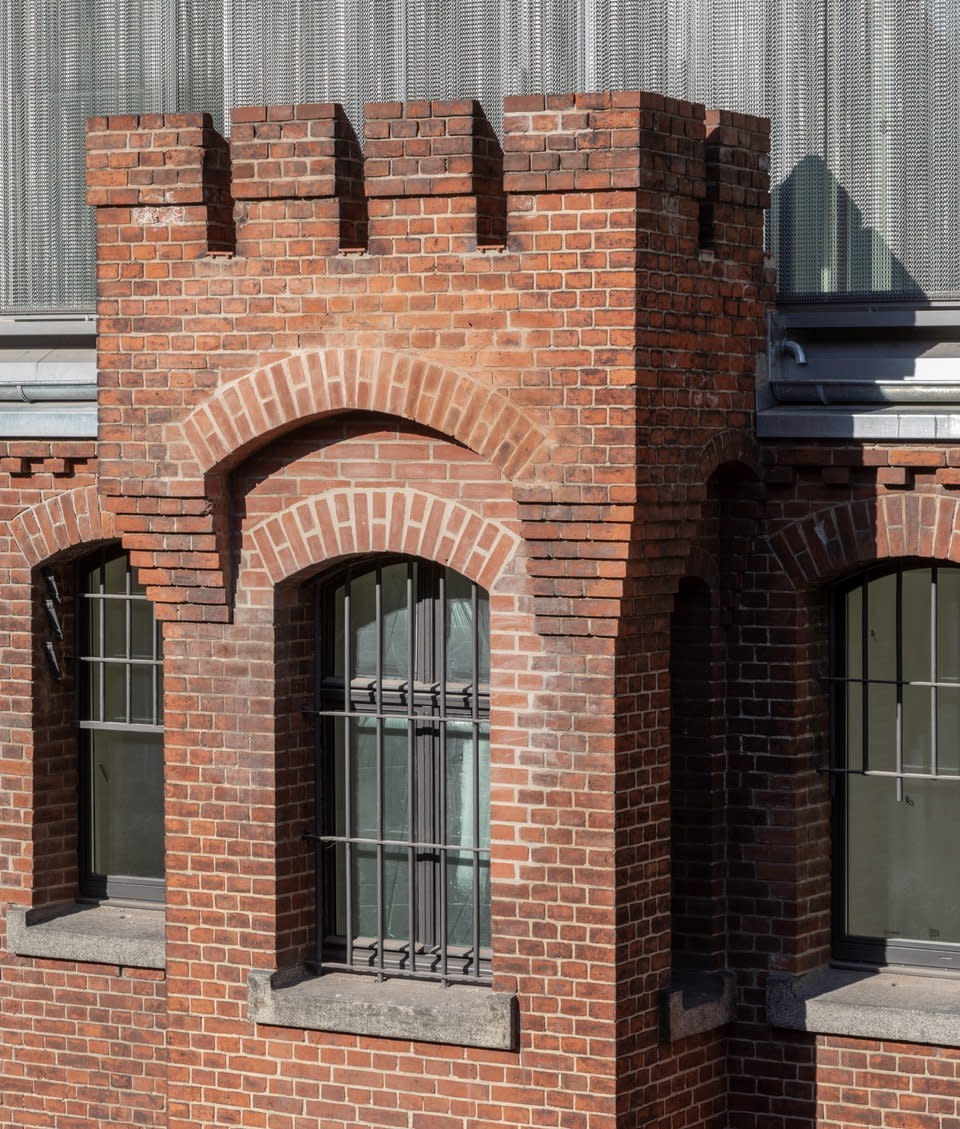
[78,548,164,901]
[830,562,960,967]
[311,557,490,985]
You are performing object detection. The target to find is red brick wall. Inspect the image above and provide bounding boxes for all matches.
[0,92,774,1129]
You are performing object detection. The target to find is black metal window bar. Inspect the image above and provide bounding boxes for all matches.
[828,562,960,967]
[311,557,491,985]
[78,548,164,901]
[828,563,960,792]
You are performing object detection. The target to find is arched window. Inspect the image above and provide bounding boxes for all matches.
[832,562,960,967]
[78,548,164,901]
[312,557,490,983]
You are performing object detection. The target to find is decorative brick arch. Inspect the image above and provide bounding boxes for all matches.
[247,487,522,592]
[180,347,552,482]
[698,428,761,486]
[9,485,116,568]
[770,493,960,590]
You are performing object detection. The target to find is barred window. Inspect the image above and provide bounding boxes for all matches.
[312,557,490,984]
[78,548,164,901]
[831,562,960,968]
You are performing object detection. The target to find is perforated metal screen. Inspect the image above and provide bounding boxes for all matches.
[2,0,958,311]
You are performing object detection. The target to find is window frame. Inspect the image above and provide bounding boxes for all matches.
[76,546,164,903]
[311,555,491,986]
[830,559,960,970]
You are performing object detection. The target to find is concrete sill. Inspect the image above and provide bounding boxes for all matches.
[249,967,518,1050]
[7,902,165,969]
[659,970,736,1042]
[767,965,960,1047]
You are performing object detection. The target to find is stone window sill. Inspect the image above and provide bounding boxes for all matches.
[767,965,960,1047]
[658,970,736,1042]
[248,967,518,1050]
[7,902,165,969]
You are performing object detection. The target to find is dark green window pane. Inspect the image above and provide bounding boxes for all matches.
[445,570,489,685]
[380,563,410,680]
[845,584,862,679]
[938,569,960,682]
[334,718,410,841]
[349,570,377,678]
[845,682,863,771]
[346,846,410,944]
[83,597,102,657]
[89,730,164,880]
[866,571,897,682]
[84,661,102,723]
[902,683,932,774]
[129,564,147,595]
[129,598,155,659]
[332,582,345,679]
[936,687,960,775]
[348,563,412,682]
[103,662,126,723]
[445,721,489,848]
[103,553,128,595]
[847,775,960,944]
[103,598,127,659]
[130,664,156,725]
[446,852,490,950]
[901,568,932,683]
[865,682,897,774]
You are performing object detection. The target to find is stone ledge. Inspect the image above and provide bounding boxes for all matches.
[7,902,165,969]
[249,967,518,1050]
[659,969,736,1042]
[767,966,960,1047]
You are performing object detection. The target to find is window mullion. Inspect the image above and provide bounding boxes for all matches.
[895,567,904,802]
[375,567,385,978]
[406,560,418,976]
[931,566,939,778]
[439,566,448,984]
[471,579,481,977]
[343,575,354,965]
[861,572,869,774]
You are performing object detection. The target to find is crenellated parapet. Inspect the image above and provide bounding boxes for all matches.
[85,92,771,622]
[86,93,768,260]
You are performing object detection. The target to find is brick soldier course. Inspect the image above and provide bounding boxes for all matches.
[1,92,955,1129]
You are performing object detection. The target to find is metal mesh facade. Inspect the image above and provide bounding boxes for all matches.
[2,0,958,311]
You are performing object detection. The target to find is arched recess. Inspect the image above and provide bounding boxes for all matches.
[10,489,123,906]
[250,485,527,972]
[246,486,522,596]
[769,492,960,591]
[177,347,553,483]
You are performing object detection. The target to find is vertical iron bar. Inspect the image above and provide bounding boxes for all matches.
[125,560,132,724]
[314,583,324,972]
[344,575,354,965]
[471,582,480,976]
[895,570,904,802]
[861,577,869,775]
[407,561,417,974]
[439,570,448,983]
[98,561,105,723]
[375,568,384,977]
[931,567,939,777]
